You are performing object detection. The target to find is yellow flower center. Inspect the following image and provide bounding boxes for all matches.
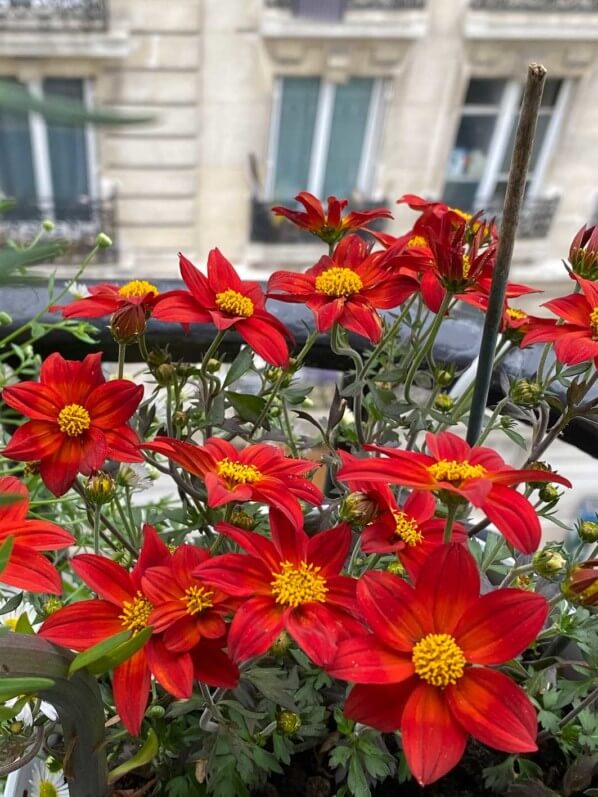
[407,235,428,248]
[119,591,153,634]
[590,306,598,338]
[315,267,363,298]
[448,207,473,223]
[118,279,159,298]
[393,511,424,547]
[412,633,466,687]
[428,459,486,485]
[182,585,214,616]
[462,253,471,279]
[215,289,254,317]
[39,782,59,797]
[57,403,91,437]
[216,458,262,486]
[271,561,328,608]
[3,618,18,630]
[506,307,527,321]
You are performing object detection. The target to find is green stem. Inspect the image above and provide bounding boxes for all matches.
[200,330,226,378]
[117,343,126,380]
[443,503,458,545]
[138,334,150,362]
[359,295,418,381]
[330,323,365,446]
[93,504,101,555]
[403,294,452,405]
[281,399,299,458]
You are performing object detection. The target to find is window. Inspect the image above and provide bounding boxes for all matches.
[0,77,95,221]
[443,77,571,212]
[265,76,386,201]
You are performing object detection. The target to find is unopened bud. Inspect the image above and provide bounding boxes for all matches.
[538,484,560,504]
[85,472,115,506]
[206,358,221,373]
[96,232,112,248]
[23,462,40,477]
[146,705,166,719]
[174,410,188,427]
[269,405,282,418]
[0,311,12,325]
[577,520,598,543]
[434,393,454,412]
[561,560,598,606]
[510,378,542,407]
[436,369,453,387]
[339,492,379,527]
[533,547,566,577]
[277,710,302,735]
[513,574,534,590]
[229,509,256,531]
[269,630,292,657]
[42,219,55,232]
[155,362,176,386]
[110,304,147,345]
[387,560,406,576]
[9,721,25,735]
[42,597,63,616]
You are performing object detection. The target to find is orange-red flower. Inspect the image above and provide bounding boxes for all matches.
[268,234,417,343]
[328,544,548,785]
[0,476,74,594]
[152,250,291,366]
[142,436,323,529]
[561,559,598,606]
[336,431,571,554]
[2,353,144,496]
[568,224,598,280]
[520,275,598,368]
[272,192,392,245]
[40,525,239,735]
[194,511,363,666]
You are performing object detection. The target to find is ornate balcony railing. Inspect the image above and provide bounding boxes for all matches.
[0,195,118,263]
[250,197,389,244]
[265,0,426,13]
[0,0,108,31]
[482,196,560,239]
[470,0,598,11]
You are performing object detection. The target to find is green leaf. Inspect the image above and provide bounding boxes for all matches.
[225,391,267,424]
[0,492,23,505]
[0,240,68,278]
[0,592,22,616]
[0,676,55,700]
[15,612,34,635]
[0,535,14,575]
[108,728,159,784]
[223,347,254,388]
[68,627,151,677]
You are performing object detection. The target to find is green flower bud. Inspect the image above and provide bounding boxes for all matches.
[9,721,25,735]
[85,472,115,506]
[509,378,543,407]
[42,219,55,232]
[434,393,454,412]
[538,484,560,504]
[155,362,176,386]
[577,520,598,544]
[269,630,292,657]
[277,710,302,735]
[43,597,63,616]
[533,547,566,577]
[96,232,112,248]
[146,705,166,719]
[387,560,406,576]
[206,358,221,373]
[229,509,256,531]
[0,311,12,325]
[436,369,454,387]
[339,492,379,527]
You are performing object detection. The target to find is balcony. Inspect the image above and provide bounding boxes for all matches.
[0,0,108,30]
[0,195,118,264]
[482,196,560,239]
[470,0,598,9]
[465,0,598,38]
[266,0,425,12]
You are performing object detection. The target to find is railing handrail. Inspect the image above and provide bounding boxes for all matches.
[0,0,108,30]
[470,0,598,11]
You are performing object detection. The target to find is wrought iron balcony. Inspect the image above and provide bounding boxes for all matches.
[250,197,389,244]
[482,196,560,239]
[0,0,108,31]
[265,0,425,16]
[470,0,598,11]
[0,195,118,263]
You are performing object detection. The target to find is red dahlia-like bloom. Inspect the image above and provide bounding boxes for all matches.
[152,250,290,366]
[520,275,598,368]
[338,461,466,579]
[40,525,239,735]
[195,511,363,666]
[336,431,571,554]
[568,224,598,280]
[142,544,237,652]
[0,476,74,594]
[272,191,393,245]
[267,234,417,343]
[328,544,548,785]
[142,436,323,529]
[2,353,144,496]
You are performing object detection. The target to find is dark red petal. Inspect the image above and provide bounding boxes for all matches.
[1,518,74,550]
[145,638,193,699]
[343,680,415,732]
[191,639,240,688]
[195,553,272,597]
[235,316,290,367]
[327,636,414,684]
[179,252,216,305]
[112,649,151,736]
[71,554,135,606]
[1,382,62,421]
[415,544,479,634]
[151,290,211,323]
[286,603,343,667]
[3,420,63,461]
[425,431,471,462]
[86,380,143,428]
[39,600,123,649]
[227,596,284,662]
[269,509,307,563]
[307,524,352,577]
[0,545,62,594]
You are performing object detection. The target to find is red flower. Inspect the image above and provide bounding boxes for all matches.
[152,250,291,366]
[561,559,598,606]
[336,431,571,554]
[268,234,417,343]
[272,192,392,245]
[40,525,239,735]
[142,436,323,529]
[328,544,548,785]
[568,224,598,280]
[2,353,144,496]
[142,544,237,652]
[0,476,74,594]
[194,511,363,667]
[338,461,467,580]
[520,275,598,368]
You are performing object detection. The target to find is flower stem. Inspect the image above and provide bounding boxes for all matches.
[93,503,101,555]
[330,323,365,446]
[403,293,452,405]
[117,343,126,380]
[443,503,458,544]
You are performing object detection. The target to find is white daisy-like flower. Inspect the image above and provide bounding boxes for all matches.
[67,280,91,299]
[118,462,156,492]
[28,760,69,797]
[1,602,38,633]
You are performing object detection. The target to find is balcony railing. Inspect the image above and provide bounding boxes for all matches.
[0,195,118,263]
[482,196,560,239]
[470,0,598,11]
[265,0,425,14]
[250,197,390,244]
[0,0,108,31]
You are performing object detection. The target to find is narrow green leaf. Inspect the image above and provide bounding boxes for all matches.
[69,627,152,677]
[14,612,34,635]
[108,728,159,784]
[0,592,22,616]
[0,492,23,505]
[225,391,267,424]
[0,240,68,276]
[0,676,55,700]
[223,346,254,388]
[0,535,14,575]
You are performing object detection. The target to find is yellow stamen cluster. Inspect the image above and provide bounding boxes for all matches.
[315,267,363,298]
[428,459,486,485]
[216,458,262,485]
[412,633,466,687]
[393,511,424,547]
[271,561,328,608]
[590,306,598,338]
[118,279,159,298]
[119,591,153,634]
[39,782,59,797]
[506,307,527,321]
[183,585,215,616]
[407,235,428,248]
[448,207,473,223]
[57,403,91,437]
[3,618,18,630]
[215,289,254,317]
[462,253,472,279]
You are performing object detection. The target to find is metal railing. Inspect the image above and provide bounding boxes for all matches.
[470,0,598,11]
[482,196,560,239]
[265,0,425,12]
[0,0,108,31]
[250,197,390,244]
[0,195,118,263]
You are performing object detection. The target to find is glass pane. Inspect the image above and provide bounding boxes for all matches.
[273,77,319,201]
[322,77,373,199]
[445,114,496,181]
[443,182,479,212]
[541,79,561,108]
[43,78,90,220]
[465,78,506,106]
[0,78,36,217]
[500,114,551,174]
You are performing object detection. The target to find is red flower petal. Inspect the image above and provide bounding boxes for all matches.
[86,380,143,428]
[343,680,415,732]
[191,639,240,688]
[112,649,151,736]
[145,638,193,699]
[2,382,62,421]
[328,636,414,684]
[0,544,63,594]
[227,596,285,662]
[482,484,541,553]
[0,476,28,522]
[286,602,344,667]
[152,289,211,323]
[71,554,135,606]
[195,553,272,597]
[40,600,123,649]
[3,420,63,461]
[0,518,74,550]
[235,316,290,367]
[180,252,216,306]
[415,544,479,634]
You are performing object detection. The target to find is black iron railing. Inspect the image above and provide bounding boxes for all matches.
[470,0,598,11]
[265,0,425,12]
[250,197,390,244]
[482,196,560,239]
[0,0,108,30]
[0,195,118,263]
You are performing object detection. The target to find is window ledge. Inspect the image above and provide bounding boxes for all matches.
[0,27,131,59]
[244,242,324,276]
[464,8,598,39]
[261,8,428,39]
